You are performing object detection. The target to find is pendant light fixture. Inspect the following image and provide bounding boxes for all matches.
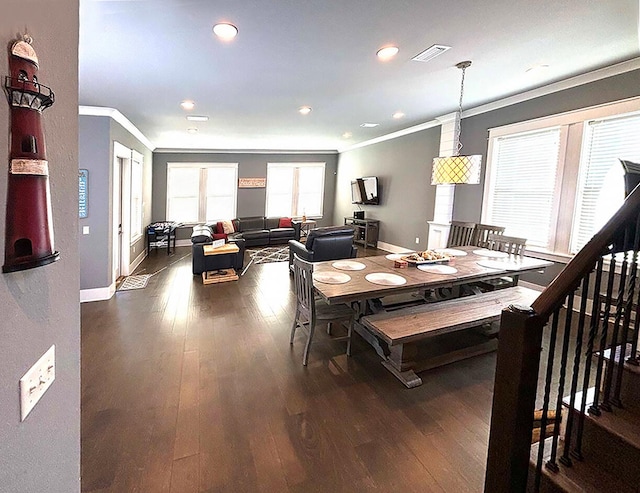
[431,61,482,185]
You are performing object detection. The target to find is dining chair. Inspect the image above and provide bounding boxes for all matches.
[290,254,355,366]
[473,224,506,248]
[478,233,528,290]
[447,221,476,247]
[486,233,527,256]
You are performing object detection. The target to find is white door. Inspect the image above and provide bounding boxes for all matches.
[113,142,132,282]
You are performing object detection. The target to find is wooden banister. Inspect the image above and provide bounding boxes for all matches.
[484,306,546,492]
[532,183,640,318]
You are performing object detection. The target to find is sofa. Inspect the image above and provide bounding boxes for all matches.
[191,225,246,275]
[213,216,301,247]
[288,225,357,270]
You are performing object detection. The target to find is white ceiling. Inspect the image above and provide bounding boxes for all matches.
[79,0,640,152]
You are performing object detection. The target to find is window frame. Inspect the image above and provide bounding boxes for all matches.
[166,162,238,224]
[482,96,640,259]
[265,162,326,219]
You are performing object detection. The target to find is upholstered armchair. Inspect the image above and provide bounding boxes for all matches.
[288,225,357,271]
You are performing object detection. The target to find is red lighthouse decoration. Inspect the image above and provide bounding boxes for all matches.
[3,34,59,273]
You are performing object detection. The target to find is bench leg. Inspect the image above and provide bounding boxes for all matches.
[381,361,423,388]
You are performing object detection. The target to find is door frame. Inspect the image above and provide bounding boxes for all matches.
[113,141,132,281]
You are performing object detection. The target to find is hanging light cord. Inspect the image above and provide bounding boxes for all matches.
[455,61,471,155]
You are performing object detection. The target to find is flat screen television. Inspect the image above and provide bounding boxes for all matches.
[351,176,379,205]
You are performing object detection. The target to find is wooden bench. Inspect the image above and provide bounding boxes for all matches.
[360,286,541,387]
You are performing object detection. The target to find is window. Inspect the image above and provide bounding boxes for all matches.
[484,129,562,249]
[166,163,237,223]
[483,98,640,257]
[265,162,325,218]
[130,151,143,242]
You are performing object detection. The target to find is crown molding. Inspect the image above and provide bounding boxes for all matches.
[78,106,155,151]
[339,119,441,153]
[461,57,640,119]
[153,148,338,155]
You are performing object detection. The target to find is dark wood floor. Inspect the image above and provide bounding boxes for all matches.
[81,246,497,492]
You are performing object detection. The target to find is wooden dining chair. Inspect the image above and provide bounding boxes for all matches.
[486,233,527,256]
[447,221,476,247]
[478,233,528,290]
[473,224,506,248]
[290,254,355,366]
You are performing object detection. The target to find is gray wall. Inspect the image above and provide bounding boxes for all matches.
[335,127,441,251]
[78,116,153,290]
[153,152,339,241]
[79,116,110,289]
[1,2,80,492]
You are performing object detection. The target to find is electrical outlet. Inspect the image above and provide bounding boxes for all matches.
[19,345,55,421]
[82,226,90,235]
[415,237,420,244]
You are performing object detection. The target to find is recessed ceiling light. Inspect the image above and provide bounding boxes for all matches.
[298,106,312,115]
[393,111,405,119]
[342,132,352,139]
[187,127,198,134]
[213,23,238,41]
[186,115,209,122]
[376,46,399,61]
[526,64,550,73]
[180,100,195,110]
[360,123,379,128]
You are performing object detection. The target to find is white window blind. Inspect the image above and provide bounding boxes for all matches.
[167,163,237,223]
[205,167,238,222]
[487,129,561,249]
[570,113,640,253]
[266,163,325,218]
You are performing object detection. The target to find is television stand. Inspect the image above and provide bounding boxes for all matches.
[344,217,379,248]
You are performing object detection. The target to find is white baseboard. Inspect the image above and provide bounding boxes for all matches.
[80,283,116,303]
[130,249,147,273]
[376,241,414,253]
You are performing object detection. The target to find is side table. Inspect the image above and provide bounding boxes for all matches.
[201,243,240,284]
[301,220,317,239]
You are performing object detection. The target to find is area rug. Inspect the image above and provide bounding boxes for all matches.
[118,274,151,291]
[247,246,289,264]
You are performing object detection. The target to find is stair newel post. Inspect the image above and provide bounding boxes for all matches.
[484,305,546,493]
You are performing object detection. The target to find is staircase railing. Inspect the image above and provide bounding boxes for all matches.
[484,176,640,492]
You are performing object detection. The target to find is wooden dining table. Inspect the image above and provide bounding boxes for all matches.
[311,246,552,379]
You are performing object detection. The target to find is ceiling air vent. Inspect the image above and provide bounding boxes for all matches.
[411,44,451,63]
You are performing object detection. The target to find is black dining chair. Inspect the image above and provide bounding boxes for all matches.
[290,254,355,366]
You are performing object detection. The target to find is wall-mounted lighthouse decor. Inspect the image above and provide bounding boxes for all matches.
[2,34,59,273]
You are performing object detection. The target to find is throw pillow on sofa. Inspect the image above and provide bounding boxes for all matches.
[278,217,293,228]
[216,220,235,235]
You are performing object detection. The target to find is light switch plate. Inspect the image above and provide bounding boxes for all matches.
[19,345,55,421]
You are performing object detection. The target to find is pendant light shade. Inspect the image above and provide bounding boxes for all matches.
[431,61,482,185]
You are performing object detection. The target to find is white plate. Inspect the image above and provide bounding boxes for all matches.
[331,260,366,271]
[473,249,509,258]
[417,264,458,274]
[385,252,413,260]
[313,271,351,284]
[365,272,407,286]
[477,259,524,271]
[434,248,467,257]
